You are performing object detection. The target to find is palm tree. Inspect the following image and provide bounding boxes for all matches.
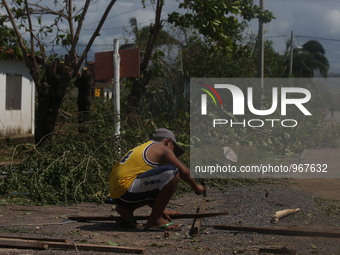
[126,16,180,111]
[128,17,180,51]
[287,40,329,78]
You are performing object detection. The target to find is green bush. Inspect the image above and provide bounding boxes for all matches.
[0,94,191,204]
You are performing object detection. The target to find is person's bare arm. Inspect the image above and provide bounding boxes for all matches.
[147,143,205,194]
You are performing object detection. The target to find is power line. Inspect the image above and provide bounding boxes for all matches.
[296,34,340,43]
[265,34,340,43]
[82,13,168,31]
[48,44,114,47]
[265,35,286,38]
[83,3,151,28]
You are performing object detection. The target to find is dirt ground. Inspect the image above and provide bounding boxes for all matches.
[0,180,339,255]
[293,147,340,205]
[1,111,339,254]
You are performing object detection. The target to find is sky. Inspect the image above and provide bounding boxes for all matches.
[77,0,179,53]
[2,0,340,74]
[255,0,340,74]
[75,0,340,74]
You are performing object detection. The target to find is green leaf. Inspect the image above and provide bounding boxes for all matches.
[150,243,164,247]
[74,14,82,22]
[107,241,119,246]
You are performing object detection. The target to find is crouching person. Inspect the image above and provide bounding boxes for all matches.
[109,128,205,230]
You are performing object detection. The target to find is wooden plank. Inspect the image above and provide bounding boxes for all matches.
[0,237,145,254]
[213,225,340,238]
[259,247,296,254]
[0,238,48,250]
[189,199,206,236]
[68,211,228,222]
[41,241,145,253]
[0,235,69,243]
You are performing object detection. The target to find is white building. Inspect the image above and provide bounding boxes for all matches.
[0,61,35,136]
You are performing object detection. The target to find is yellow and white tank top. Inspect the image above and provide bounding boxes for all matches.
[109,140,159,198]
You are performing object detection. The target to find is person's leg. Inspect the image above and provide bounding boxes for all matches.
[144,173,180,229]
[115,201,149,228]
[114,165,180,228]
[115,199,179,222]
[115,201,148,220]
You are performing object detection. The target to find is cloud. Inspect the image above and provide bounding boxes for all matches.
[5,0,340,73]
[326,10,340,35]
[252,0,340,73]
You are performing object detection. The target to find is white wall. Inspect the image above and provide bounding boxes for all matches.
[0,61,35,136]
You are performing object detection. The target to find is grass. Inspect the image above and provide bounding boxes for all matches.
[0,195,35,206]
[314,197,340,218]
[0,149,14,162]
[0,226,30,234]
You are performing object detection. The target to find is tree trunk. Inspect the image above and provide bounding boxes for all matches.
[126,0,163,113]
[126,70,152,112]
[35,87,62,144]
[75,68,93,133]
[34,60,73,144]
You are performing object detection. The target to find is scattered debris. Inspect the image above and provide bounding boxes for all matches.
[258,247,296,254]
[264,189,269,198]
[270,208,300,223]
[189,199,206,236]
[190,182,208,237]
[68,211,229,222]
[0,236,145,253]
[213,224,340,238]
[0,235,68,243]
[223,146,238,163]
[0,237,48,250]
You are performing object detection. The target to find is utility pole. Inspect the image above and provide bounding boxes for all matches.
[258,0,264,101]
[289,31,294,76]
[113,39,120,136]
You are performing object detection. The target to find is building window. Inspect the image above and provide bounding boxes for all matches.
[6,73,22,110]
